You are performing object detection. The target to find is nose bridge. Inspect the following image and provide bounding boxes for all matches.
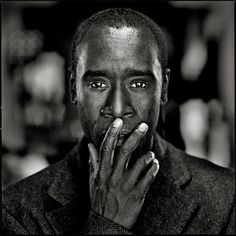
[110,82,126,117]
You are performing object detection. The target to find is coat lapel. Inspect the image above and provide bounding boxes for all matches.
[45,140,91,234]
[133,171,199,234]
[133,134,199,234]
[45,196,90,234]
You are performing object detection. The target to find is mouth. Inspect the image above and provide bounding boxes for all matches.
[116,136,126,146]
[116,129,131,146]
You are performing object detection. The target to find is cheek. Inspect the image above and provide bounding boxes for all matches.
[77,83,104,116]
[77,88,107,140]
[133,91,160,120]
[132,91,161,137]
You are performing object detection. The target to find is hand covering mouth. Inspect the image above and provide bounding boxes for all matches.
[101,128,131,146]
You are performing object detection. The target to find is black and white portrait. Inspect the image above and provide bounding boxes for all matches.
[2,1,235,234]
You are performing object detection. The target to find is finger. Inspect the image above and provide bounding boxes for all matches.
[125,151,155,189]
[88,143,99,178]
[99,118,123,176]
[115,123,148,173]
[136,158,159,197]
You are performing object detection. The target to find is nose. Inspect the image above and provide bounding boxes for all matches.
[102,85,134,118]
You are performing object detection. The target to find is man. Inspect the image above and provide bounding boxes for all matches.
[2,8,235,234]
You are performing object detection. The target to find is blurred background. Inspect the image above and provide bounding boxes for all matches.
[2,1,234,189]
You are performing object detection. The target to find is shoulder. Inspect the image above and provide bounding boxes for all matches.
[164,139,235,230]
[2,145,79,212]
[161,135,235,205]
[180,151,235,233]
[183,152,235,191]
[187,154,235,208]
[2,159,63,234]
[172,144,235,211]
[1,144,84,234]
[2,159,59,210]
[162,135,235,189]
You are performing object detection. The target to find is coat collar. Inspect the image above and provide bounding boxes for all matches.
[47,143,86,205]
[46,138,91,233]
[46,133,198,234]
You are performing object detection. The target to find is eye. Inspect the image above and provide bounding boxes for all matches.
[130,81,149,89]
[88,81,108,89]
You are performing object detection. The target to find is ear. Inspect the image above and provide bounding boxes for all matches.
[69,67,77,105]
[161,68,170,105]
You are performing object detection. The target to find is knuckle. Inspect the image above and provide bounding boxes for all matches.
[120,145,130,155]
[147,171,155,180]
[101,145,110,153]
[131,190,142,202]
[98,175,110,188]
[109,176,118,189]
[128,130,142,148]
[122,182,130,193]
[97,173,105,183]
[109,127,117,137]
[136,158,145,167]
[133,129,142,139]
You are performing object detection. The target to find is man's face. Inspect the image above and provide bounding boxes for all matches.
[73,25,168,155]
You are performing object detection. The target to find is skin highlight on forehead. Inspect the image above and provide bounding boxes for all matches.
[76,25,162,78]
[104,26,158,55]
[106,26,139,40]
[104,26,145,59]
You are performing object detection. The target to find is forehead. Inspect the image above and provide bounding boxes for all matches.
[77,25,161,72]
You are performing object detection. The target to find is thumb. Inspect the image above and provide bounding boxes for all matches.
[88,143,99,178]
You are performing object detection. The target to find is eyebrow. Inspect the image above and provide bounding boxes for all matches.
[82,68,156,81]
[123,68,155,78]
[82,70,108,81]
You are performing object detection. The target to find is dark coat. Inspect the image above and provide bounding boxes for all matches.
[2,134,235,234]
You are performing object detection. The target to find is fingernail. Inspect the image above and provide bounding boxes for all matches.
[88,143,92,152]
[153,159,159,175]
[113,118,123,128]
[146,151,155,164]
[139,123,148,132]
[88,143,90,151]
